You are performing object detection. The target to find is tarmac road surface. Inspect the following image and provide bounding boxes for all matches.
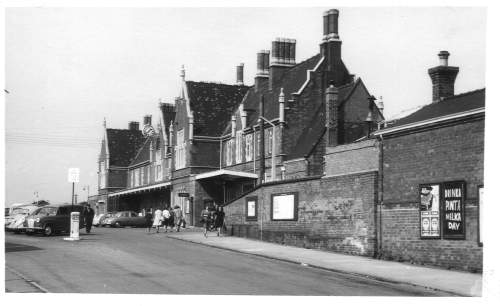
[5,227,450,295]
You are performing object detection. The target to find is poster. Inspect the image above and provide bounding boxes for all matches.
[479,186,483,244]
[420,184,440,238]
[271,193,297,220]
[247,200,256,217]
[442,181,465,239]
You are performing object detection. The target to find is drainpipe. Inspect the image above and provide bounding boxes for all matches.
[376,134,384,258]
[253,126,256,174]
[259,95,265,185]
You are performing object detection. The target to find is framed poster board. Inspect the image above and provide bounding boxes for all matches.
[420,184,441,238]
[271,192,298,221]
[442,181,466,239]
[478,185,484,246]
[246,196,258,221]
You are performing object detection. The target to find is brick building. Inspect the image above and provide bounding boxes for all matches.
[222,9,385,257]
[373,51,484,272]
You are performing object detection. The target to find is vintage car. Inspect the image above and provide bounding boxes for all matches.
[104,211,147,227]
[5,204,38,229]
[24,204,85,236]
[6,206,42,233]
[92,213,113,227]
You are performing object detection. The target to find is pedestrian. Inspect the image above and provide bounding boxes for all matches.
[153,207,163,233]
[173,205,184,232]
[162,206,170,232]
[200,205,211,238]
[214,205,225,237]
[168,206,175,231]
[83,204,95,234]
[145,208,153,233]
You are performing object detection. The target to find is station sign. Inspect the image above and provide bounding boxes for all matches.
[178,193,190,197]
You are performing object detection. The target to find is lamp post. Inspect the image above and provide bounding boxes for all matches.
[259,116,276,182]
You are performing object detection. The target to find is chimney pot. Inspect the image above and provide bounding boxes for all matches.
[128,121,139,131]
[438,50,450,66]
[428,51,459,103]
[143,115,152,126]
[236,63,244,85]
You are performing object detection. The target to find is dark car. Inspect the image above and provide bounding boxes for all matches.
[24,204,85,236]
[104,211,147,227]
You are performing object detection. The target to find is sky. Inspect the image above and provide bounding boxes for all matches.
[4,7,487,205]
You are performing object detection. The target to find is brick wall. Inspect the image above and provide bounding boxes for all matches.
[225,172,378,256]
[381,117,484,272]
[325,139,379,177]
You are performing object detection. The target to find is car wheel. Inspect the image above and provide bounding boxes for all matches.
[114,222,121,228]
[43,224,54,236]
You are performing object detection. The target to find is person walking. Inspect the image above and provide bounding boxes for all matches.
[200,205,211,238]
[145,209,153,233]
[168,206,175,231]
[214,206,225,237]
[173,205,184,232]
[162,206,171,232]
[153,207,163,233]
[83,204,95,234]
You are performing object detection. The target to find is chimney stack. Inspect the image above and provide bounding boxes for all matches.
[255,50,270,92]
[320,9,350,86]
[428,51,459,103]
[236,63,244,85]
[143,115,152,126]
[325,83,340,146]
[128,121,139,131]
[269,38,296,90]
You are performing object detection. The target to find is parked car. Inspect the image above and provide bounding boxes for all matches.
[5,205,38,228]
[92,213,112,227]
[24,204,85,236]
[7,207,42,234]
[104,211,147,227]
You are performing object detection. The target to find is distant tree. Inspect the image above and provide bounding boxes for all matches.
[32,200,50,206]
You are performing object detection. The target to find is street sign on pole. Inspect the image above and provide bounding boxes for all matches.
[68,168,80,183]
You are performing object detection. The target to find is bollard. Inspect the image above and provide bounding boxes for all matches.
[63,212,80,241]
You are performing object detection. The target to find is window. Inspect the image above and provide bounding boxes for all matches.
[155,150,162,181]
[134,169,140,187]
[129,171,133,187]
[246,196,258,221]
[235,131,243,163]
[267,128,273,156]
[271,192,298,221]
[144,166,149,185]
[419,181,466,240]
[226,139,234,166]
[245,133,253,162]
[175,129,186,169]
[256,133,260,158]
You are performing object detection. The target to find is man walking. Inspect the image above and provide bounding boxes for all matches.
[83,204,95,234]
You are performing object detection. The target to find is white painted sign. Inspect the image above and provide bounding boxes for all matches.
[247,200,256,217]
[272,194,296,220]
[64,212,80,241]
[68,168,80,183]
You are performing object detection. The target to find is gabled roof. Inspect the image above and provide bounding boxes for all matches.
[185,81,250,136]
[287,81,358,160]
[239,54,323,130]
[106,129,145,167]
[130,137,152,167]
[385,88,485,130]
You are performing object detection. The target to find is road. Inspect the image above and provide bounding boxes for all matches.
[5,227,449,295]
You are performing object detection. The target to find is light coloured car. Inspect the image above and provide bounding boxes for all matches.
[104,211,147,227]
[93,213,112,227]
[7,207,42,233]
[5,205,38,229]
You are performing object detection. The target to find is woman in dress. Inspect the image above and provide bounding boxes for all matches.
[152,207,163,233]
[214,206,225,237]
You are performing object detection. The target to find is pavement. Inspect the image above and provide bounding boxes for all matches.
[165,229,483,297]
[5,266,48,293]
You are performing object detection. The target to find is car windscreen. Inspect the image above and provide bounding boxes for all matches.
[38,207,58,216]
